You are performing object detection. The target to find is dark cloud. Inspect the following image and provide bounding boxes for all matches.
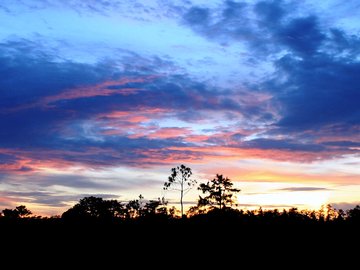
[276,16,325,56]
[0,41,152,148]
[273,52,360,131]
[254,0,286,27]
[183,1,253,45]
[182,1,337,58]
[183,1,360,139]
[182,1,297,55]
[0,153,17,165]
[241,138,326,152]
[0,39,110,105]
[327,28,360,57]
[183,6,210,26]
[0,39,120,149]
[322,141,360,148]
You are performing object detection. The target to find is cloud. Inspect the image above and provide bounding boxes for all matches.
[27,76,156,111]
[146,127,193,139]
[1,0,359,216]
[0,153,17,165]
[322,141,360,148]
[0,172,116,189]
[276,16,325,56]
[272,52,360,131]
[0,38,280,168]
[237,203,297,209]
[182,0,301,56]
[0,163,167,214]
[182,1,360,156]
[0,152,35,174]
[2,0,186,22]
[1,4,359,173]
[241,138,326,152]
[183,1,360,134]
[277,187,329,192]
[254,0,286,27]
[183,1,254,45]
[330,202,360,211]
[0,190,121,208]
[0,169,163,208]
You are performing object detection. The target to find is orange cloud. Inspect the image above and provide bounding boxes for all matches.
[202,164,360,186]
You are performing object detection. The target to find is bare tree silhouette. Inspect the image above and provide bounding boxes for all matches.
[163,164,196,217]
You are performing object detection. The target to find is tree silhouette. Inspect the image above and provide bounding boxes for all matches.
[347,205,360,223]
[2,205,32,218]
[163,164,196,217]
[198,174,240,211]
[142,197,167,217]
[62,196,123,220]
[125,194,144,219]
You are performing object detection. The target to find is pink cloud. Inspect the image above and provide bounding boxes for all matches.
[41,76,157,108]
[98,107,173,137]
[8,75,159,112]
[1,142,359,186]
[164,145,344,163]
[147,127,192,139]
[184,135,212,143]
[0,194,19,208]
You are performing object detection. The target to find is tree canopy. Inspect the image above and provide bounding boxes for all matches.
[198,174,240,211]
[62,196,124,220]
[2,205,32,218]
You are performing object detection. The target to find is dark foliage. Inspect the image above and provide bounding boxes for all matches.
[1,171,359,248]
[198,174,240,211]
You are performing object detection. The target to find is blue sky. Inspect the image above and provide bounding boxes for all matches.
[0,0,359,215]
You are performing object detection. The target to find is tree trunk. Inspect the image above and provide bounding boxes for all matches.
[219,186,222,210]
[180,189,183,217]
[180,177,184,217]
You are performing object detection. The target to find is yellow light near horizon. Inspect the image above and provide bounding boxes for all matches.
[37,167,65,174]
[239,190,331,210]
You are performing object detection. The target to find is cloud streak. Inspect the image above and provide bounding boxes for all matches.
[277,187,329,192]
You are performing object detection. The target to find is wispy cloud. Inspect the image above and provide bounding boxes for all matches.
[277,187,329,192]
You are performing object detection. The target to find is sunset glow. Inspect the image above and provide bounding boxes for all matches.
[0,0,359,215]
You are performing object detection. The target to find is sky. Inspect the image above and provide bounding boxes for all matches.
[0,0,359,216]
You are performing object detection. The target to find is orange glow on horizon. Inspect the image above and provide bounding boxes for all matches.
[238,190,330,210]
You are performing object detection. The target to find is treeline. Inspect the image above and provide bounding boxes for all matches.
[0,165,359,225]
[1,198,360,225]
